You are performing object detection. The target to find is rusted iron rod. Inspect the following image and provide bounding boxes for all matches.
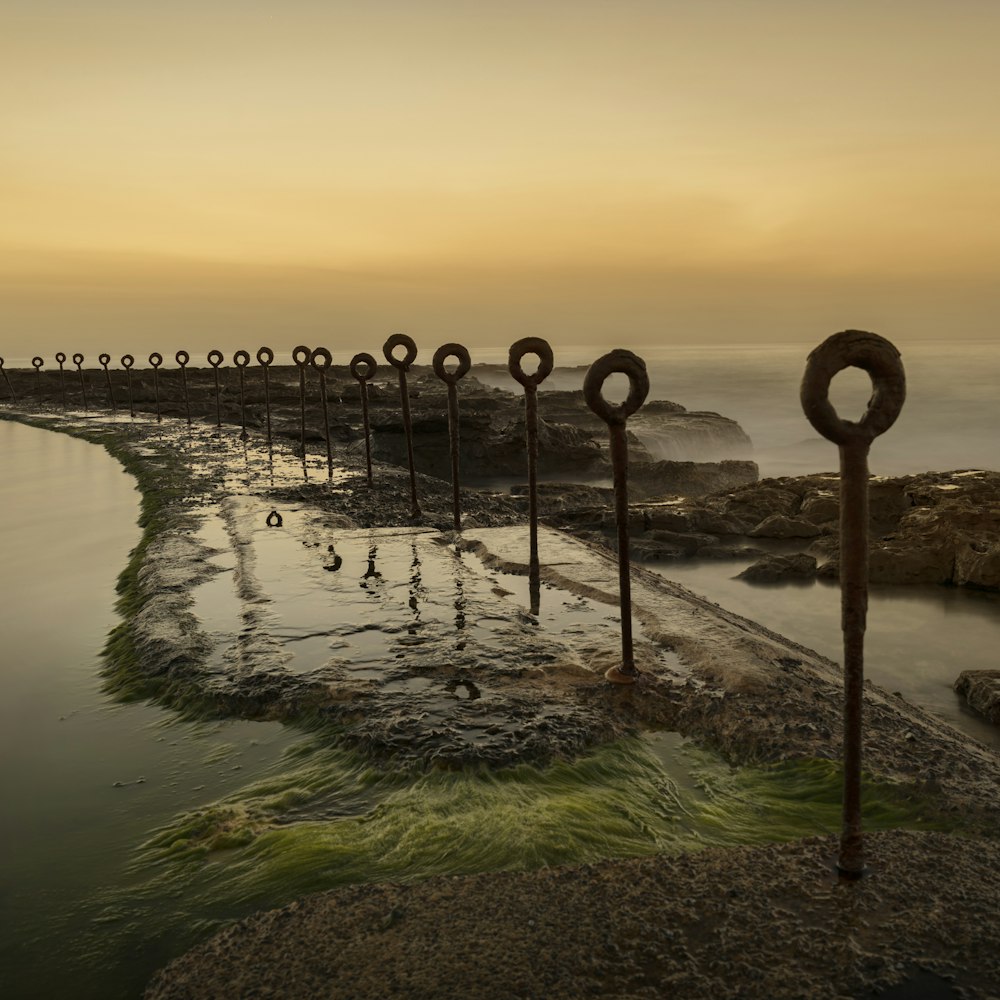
[234,350,250,439]
[383,334,420,517]
[311,347,334,479]
[508,337,554,613]
[257,346,274,447]
[121,355,135,417]
[175,351,191,425]
[801,329,905,878]
[99,354,117,414]
[432,343,472,532]
[292,345,311,459]
[207,350,224,427]
[584,349,650,684]
[72,354,88,411]
[149,352,162,422]
[350,352,378,485]
[0,357,15,404]
[32,356,44,398]
[55,352,67,409]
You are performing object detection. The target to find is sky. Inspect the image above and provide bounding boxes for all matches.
[3,0,1000,356]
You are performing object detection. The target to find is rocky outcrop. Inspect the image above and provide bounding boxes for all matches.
[629,459,758,500]
[737,553,817,584]
[954,670,1000,725]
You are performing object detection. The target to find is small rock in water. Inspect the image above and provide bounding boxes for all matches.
[737,553,817,584]
[954,669,1000,725]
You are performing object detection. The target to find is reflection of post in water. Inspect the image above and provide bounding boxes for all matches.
[207,350,224,428]
[55,353,67,409]
[801,330,905,879]
[32,356,44,399]
[584,349,649,685]
[292,345,311,478]
[361,543,383,595]
[0,358,16,405]
[408,540,422,634]
[382,334,421,518]
[324,543,343,572]
[234,350,250,440]
[257,347,275,448]
[350,352,377,485]
[121,355,135,417]
[175,351,191,425]
[99,354,117,414]
[148,352,162,422]
[432,343,472,532]
[508,337,554,615]
[73,354,89,411]
[311,347,334,480]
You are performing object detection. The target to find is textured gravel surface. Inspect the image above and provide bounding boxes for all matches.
[147,830,1000,999]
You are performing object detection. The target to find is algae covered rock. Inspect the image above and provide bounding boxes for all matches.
[954,670,1000,725]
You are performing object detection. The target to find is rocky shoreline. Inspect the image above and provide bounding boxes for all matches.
[2,375,998,999]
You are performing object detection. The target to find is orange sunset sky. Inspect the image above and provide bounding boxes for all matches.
[3,0,999,355]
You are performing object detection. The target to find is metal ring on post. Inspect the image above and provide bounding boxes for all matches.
[149,352,162,368]
[72,353,84,367]
[310,347,333,370]
[234,350,250,368]
[257,346,274,367]
[55,352,67,365]
[350,352,377,382]
[583,350,650,426]
[383,333,418,370]
[292,345,312,368]
[121,355,134,369]
[432,343,471,385]
[508,337,554,388]
[32,357,44,370]
[207,350,223,368]
[121,354,135,417]
[801,330,906,446]
[99,353,110,368]
[176,350,189,368]
[311,347,334,479]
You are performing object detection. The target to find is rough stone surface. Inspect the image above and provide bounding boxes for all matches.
[955,670,1000,726]
[737,552,818,583]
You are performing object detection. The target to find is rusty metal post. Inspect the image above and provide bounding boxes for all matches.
[509,337,554,614]
[207,350,224,427]
[257,346,274,447]
[584,350,650,684]
[311,347,334,479]
[801,329,905,878]
[72,354,89,411]
[175,351,191,425]
[55,352,67,409]
[32,357,44,399]
[350,352,378,485]
[234,350,250,439]
[0,358,15,405]
[121,355,135,417]
[432,343,472,532]
[99,354,117,414]
[149,352,163,422]
[383,333,420,517]
[292,345,312,462]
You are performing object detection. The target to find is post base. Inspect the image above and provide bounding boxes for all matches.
[604,665,639,685]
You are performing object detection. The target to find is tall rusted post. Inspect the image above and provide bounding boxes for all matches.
[72,354,88,411]
[350,352,377,485]
[121,355,135,417]
[32,357,44,399]
[234,350,250,440]
[382,333,420,517]
[0,358,15,405]
[311,347,334,480]
[801,330,905,878]
[207,350,224,427]
[175,351,191,425]
[99,354,117,414]
[584,350,650,684]
[149,352,163,422]
[292,345,312,462]
[55,352,67,409]
[432,343,472,532]
[508,337,554,614]
[257,346,274,448]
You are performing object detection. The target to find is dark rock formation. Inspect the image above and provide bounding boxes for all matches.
[737,553,818,584]
[954,670,1000,725]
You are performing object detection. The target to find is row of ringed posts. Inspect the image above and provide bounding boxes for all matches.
[1,333,906,880]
